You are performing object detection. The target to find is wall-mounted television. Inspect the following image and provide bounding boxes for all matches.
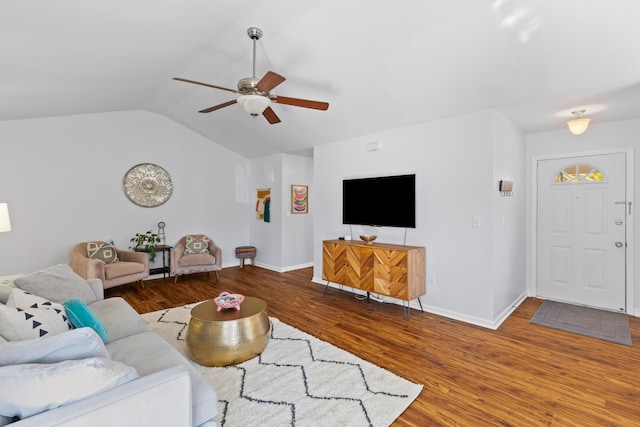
[342,174,416,228]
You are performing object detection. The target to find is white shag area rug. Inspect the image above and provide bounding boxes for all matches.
[142,303,423,426]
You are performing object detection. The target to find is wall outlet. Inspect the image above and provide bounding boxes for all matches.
[427,274,436,285]
[472,216,481,228]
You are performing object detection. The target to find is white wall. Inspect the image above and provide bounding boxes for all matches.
[249,153,314,271]
[0,111,251,274]
[250,155,283,270]
[526,117,640,314]
[282,154,314,270]
[491,111,526,319]
[313,109,527,327]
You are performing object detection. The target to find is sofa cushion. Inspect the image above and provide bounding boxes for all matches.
[179,253,216,267]
[104,261,146,280]
[0,274,23,305]
[64,299,109,343]
[87,241,119,264]
[0,290,72,341]
[0,328,109,367]
[107,331,217,427]
[0,357,139,419]
[184,235,210,254]
[88,297,151,343]
[15,264,98,305]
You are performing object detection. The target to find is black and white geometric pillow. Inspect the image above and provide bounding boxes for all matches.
[87,241,119,264]
[185,235,210,254]
[0,289,71,340]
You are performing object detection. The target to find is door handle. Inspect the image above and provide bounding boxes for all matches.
[615,241,624,248]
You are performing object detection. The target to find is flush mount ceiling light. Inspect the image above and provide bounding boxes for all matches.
[567,110,591,135]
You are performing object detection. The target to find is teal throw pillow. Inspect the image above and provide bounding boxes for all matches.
[63,299,109,343]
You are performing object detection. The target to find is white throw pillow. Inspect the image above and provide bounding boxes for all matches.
[0,327,110,367]
[0,289,71,340]
[0,357,139,419]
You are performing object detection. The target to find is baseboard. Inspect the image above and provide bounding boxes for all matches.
[282,262,314,272]
[311,276,528,330]
[235,262,314,273]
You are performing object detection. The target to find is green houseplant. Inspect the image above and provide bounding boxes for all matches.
[129,230,161,263]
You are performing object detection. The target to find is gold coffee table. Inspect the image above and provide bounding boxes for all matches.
[186,297,270,366]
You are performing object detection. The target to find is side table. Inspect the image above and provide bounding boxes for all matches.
[137,245,172,278]
[186,297,270,366]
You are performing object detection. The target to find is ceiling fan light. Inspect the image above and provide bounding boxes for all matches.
[237,94,270,116]
[566,110,591,135]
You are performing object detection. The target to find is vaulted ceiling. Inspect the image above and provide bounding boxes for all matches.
[2,1,639,158]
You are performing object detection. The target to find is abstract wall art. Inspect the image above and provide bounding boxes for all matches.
[291,184,308,214]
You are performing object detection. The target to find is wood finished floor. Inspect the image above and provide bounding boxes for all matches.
[106,266,640,426]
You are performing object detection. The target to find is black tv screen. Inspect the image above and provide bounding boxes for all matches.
[342,174,416,228]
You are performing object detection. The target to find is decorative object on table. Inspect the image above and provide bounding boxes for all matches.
[256,188,270,222]
[142,305,422,426]
[129,230,161,262]
[157,221,166,245]
[235,246,256,268]
[291,184,308,214]
[359,235,377,244]
[123,163,173,207]
[213,292,245,311]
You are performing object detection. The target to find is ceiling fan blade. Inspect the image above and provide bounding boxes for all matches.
[198,99,237,113]
[262,107,281,124]
[272,96,329,111]
[255,71,286,93]
[173,77,239,94]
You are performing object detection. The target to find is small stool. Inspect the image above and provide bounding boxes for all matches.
[235,246,256,268]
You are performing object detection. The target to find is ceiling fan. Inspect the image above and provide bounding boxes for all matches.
[173,27,329,124]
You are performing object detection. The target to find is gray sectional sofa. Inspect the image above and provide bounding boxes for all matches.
[0,265,217,426]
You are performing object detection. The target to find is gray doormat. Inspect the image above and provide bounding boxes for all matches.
[531,300,632,346]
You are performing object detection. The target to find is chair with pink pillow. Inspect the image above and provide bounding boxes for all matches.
[171,234,222,283]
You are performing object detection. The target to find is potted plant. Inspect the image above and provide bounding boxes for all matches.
[129,230,161,262]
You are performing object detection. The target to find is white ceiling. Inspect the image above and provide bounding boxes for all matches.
[2,1,640,158]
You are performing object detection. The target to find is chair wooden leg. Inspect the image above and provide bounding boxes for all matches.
[215,271,219,281]
[174,274,179,284]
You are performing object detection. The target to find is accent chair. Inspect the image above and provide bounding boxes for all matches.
[171,234,222,283]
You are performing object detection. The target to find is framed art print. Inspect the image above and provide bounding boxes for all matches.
[291,185,308,214]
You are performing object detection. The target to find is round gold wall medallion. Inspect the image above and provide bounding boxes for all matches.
[123,163,173,207]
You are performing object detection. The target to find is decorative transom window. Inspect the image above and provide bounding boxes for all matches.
[553,163,605,183]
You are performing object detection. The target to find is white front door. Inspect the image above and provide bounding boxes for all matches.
[536,153,627,312]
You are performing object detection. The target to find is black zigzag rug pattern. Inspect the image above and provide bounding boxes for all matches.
[142,303,422,427]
